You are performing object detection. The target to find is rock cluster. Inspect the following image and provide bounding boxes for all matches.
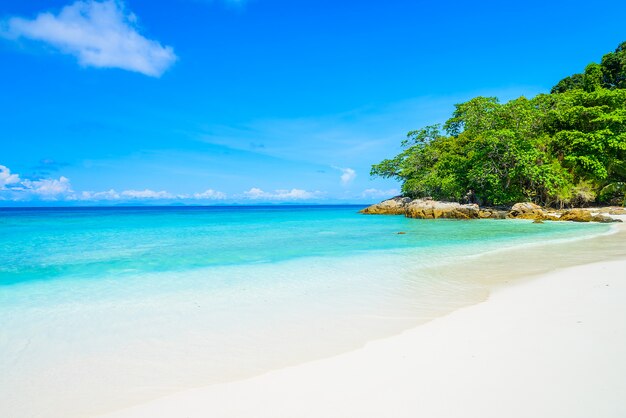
[405,200,480,220]
[360,197,622,223]
[507,202,546,219]
[359,196,412,215]
[360,197,480,219]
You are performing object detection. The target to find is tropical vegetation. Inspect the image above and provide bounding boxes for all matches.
[371,42,626,207]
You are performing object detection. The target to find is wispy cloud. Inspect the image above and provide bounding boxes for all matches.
[76,189,121,201]
[32,158,70,174]
[1,0,177,77]
[196,89,546,170]
[2,164,74,200]
[22,176,73,196]
[335,167,356,185]
[120,189,172,199]
[0,163,391,204]
[361,188,400,199]
[75,188,228,201]
[192,189,227,200]
[0,164,329,204]
[242,187,323,201]
[0,165,21,189]
[0,164,169,201]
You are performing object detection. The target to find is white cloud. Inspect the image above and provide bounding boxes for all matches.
[120,189,173,199]
[243,187,268,199]
[76,189,120,200]
[0,163,326,204]
[0,165,21,189]
[18,176,74,199]
[2,0,177,77]
[193,189,227,200]
[31,176,73,195]
[242,187,322,201]
[76,188,228,201]
[361,188,400,199]
[336,167,356,185]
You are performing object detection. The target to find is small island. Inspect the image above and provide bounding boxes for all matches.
[364,42,626,221]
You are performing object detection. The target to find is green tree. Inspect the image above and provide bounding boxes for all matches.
[551,42,626,93]
[600,41,626,89]
[371,41,626,207]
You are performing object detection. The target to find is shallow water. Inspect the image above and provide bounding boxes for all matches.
[0,206,617,418]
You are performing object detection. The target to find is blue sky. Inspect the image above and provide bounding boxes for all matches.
[1,0,625,205]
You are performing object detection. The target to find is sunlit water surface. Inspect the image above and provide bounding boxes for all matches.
[0,206,620,418]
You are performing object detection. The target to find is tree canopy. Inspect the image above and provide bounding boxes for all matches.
[371,42,626,207]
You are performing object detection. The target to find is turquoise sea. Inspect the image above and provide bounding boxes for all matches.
[0,206,613,418]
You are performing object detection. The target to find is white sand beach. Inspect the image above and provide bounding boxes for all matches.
[101,223,626,418]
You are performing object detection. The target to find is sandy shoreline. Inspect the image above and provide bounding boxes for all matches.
[101,222,626,418]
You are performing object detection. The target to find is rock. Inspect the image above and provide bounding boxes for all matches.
[478,209,507,219]
[559,209,593,222]
[405,199,480,220]
[545,208,619,223]
[360,196,411,215]
[509,212,544,220]
[591,214,621,223]
[478,210,492,219]
[360,197,481,219]
[361,197,621,223]
[608,207,626,215]
[397,231,406,234]
[532,219,544,224]
[511,202,542,212]
[507,202,546,220]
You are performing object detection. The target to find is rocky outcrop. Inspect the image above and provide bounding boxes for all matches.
[506,202,561,221]
[507,202,544,219]
[605,207,626,215]
[405,199,480,219]
[559,209,593,222]
[360,198,623,223]
[359,196,412,215]
[558,209,616,223]
[360,197,483,219]
[478,208,508,219]
[591,214,617,223]
[360,197,483,220]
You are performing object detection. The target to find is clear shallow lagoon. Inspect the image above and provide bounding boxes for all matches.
[0,206,615,417]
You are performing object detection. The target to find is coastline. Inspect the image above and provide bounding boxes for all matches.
[100,218,626,418]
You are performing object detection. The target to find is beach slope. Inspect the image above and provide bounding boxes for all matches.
[101,258,626,418]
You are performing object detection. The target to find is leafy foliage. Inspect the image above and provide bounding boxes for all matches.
[551,42,626,93]
[371,42,626,207]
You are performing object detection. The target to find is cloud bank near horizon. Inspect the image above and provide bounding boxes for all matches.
[242,187,324,201]
[0,164,225,203]
[1,0,177,77]
[0,164,397,204]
